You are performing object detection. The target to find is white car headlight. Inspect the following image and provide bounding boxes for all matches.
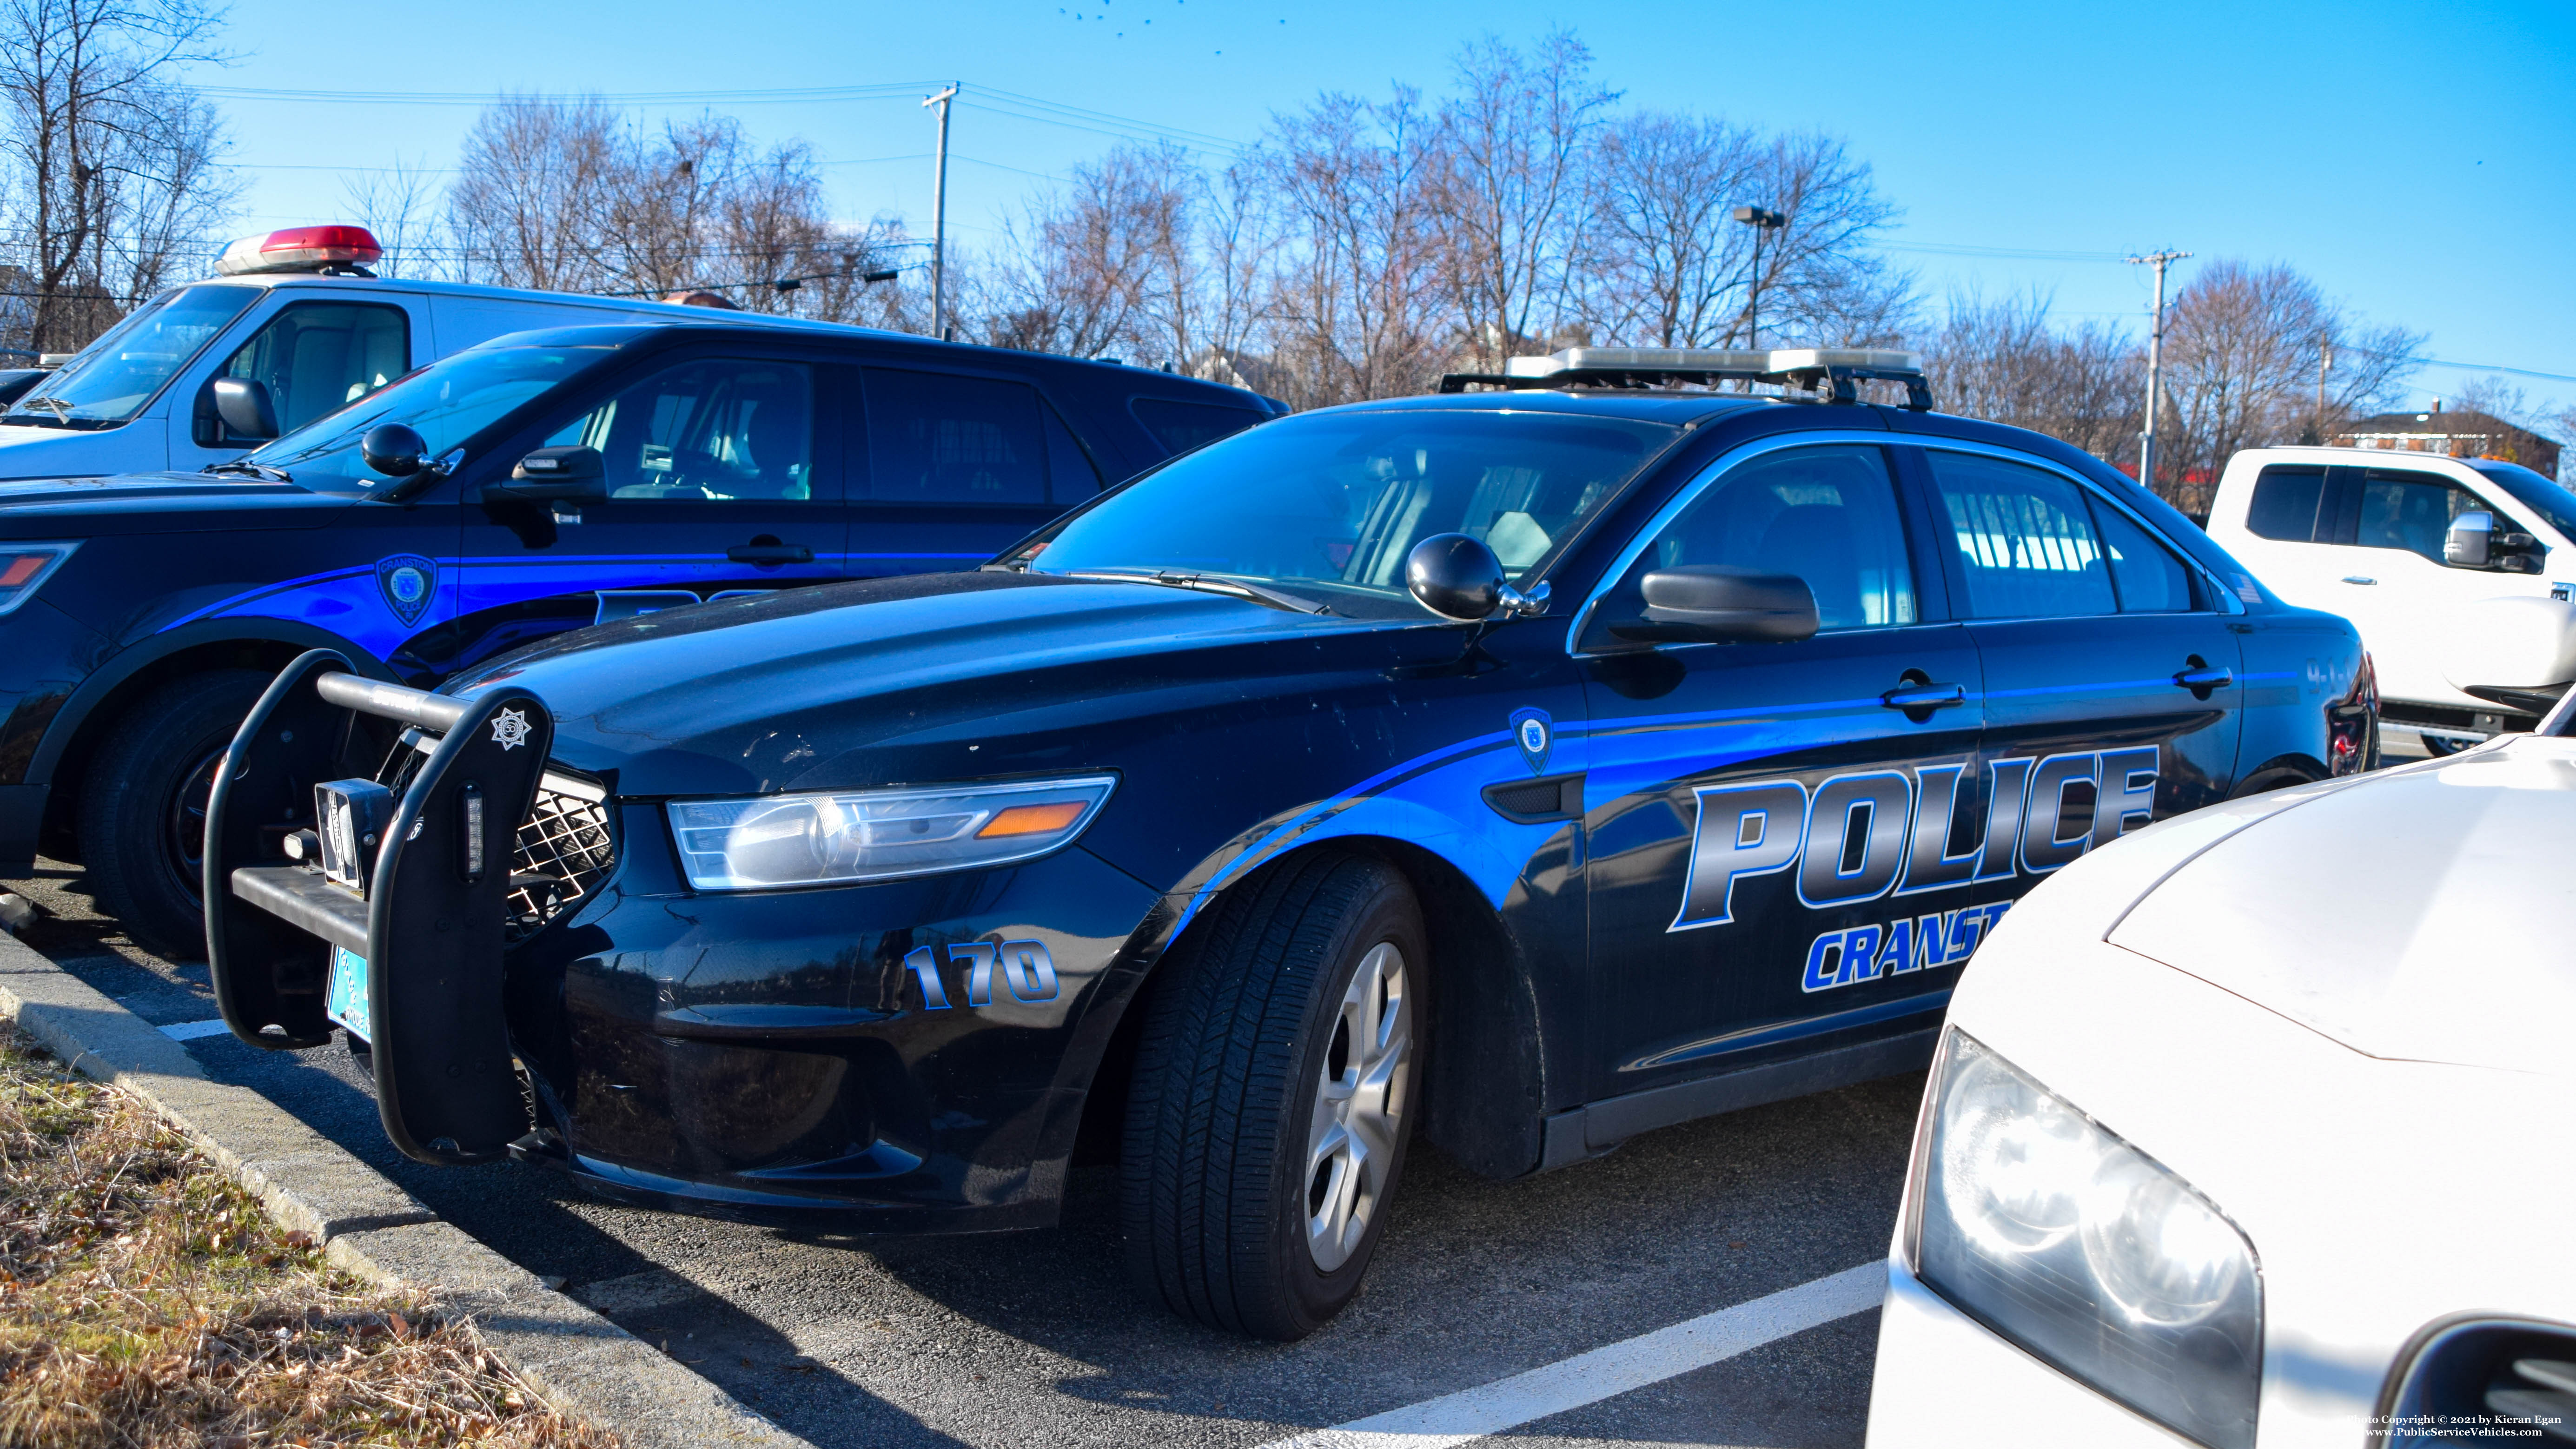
[666,775,1116,891]
[1911,1029,2262,1449]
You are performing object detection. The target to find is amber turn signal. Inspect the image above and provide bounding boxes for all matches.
[977,801,1088,838]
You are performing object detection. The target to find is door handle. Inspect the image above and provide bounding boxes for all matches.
[2340,576,2377,585]
[2173,664,2235,691]
[1881,682,1966,712]
[728,539,814,566]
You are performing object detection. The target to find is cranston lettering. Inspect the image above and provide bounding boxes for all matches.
[1671,747,2159,933]
[1800,902,2012,994]
[903,939,1061,1010]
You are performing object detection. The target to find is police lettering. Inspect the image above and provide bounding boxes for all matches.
[1672,747,2159,934]
[1800,902,2012,994]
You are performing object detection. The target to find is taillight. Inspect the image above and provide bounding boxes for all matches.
[0,542,78,618]
[2326,651,2377,775]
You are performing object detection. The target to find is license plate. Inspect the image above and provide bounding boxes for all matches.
[327,945,372,1043]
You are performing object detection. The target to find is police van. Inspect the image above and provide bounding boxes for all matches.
[205,347,2375,1341]
[0,260,1278,951]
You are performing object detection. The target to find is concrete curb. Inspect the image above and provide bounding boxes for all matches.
[0,930,812,1449]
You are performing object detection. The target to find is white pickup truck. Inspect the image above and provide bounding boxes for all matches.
[2205,445,2576,752]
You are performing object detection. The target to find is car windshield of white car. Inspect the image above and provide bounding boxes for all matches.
[1,285,260,430]
[2469,460,2576,539]
[1028,409,1682,618]
[248,343,621,493]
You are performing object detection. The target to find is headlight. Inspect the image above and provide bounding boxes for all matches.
[1912,1030,2261,1449]
[666,775,1116,890]
[0,541,79,618]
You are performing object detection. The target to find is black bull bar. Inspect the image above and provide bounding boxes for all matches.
[204,649,557,1164]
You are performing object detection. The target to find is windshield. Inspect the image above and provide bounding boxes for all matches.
[1027,409,1682,617]
[1,285,259,429]
[2469,460,2576,542]
[248,342,620,492]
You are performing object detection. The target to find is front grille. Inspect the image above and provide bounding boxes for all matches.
[507,783,616,944]
[2384,1320,2576,1446]
[373,731,616,944]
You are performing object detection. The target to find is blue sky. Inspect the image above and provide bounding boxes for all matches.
[200,0,2574,415]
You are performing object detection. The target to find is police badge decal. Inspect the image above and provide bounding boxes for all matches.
[1509,706,1553,774]
[375,554,437,628]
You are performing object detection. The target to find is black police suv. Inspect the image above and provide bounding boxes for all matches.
[207,347,2376,1340]
[0,321,1273,952]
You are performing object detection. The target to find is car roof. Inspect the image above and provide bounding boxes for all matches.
[1314,390,1781,425]
[182,272,895,337]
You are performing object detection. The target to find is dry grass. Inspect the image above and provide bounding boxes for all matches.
[0,1024,617,1448]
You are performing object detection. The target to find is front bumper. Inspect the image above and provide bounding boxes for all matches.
[209,654,1166,1231]
[1867,1254,2185,1447]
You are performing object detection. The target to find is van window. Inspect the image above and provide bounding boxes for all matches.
[1132,397,1266,455]
[217,302,410,435]
[2245,466,2326,542]
[863,369,1048,505]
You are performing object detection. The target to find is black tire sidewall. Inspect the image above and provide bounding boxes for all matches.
[77,669,268,956]
[1260,866,1429,1337]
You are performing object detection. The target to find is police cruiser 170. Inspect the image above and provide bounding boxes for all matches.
[205,347,2375,1339]
[0,265,1271,952]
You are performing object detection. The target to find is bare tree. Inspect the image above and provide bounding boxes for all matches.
[1428,30,1615,368]
[339,156,444,279]
[1258,88,1446,407]
[0,0,235,353]
[447,95,617,292]
[974,142,1182,358]
[1583,110,1759,347]
[2154,259,2420,512]
[1918,290,2140,459]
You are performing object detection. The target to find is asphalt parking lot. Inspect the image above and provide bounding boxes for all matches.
[1,727,2437,1449]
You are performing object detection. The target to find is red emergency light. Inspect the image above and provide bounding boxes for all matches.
[214,225,384,277]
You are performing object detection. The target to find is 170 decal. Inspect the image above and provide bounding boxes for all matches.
[1673,747,2161,933]
[904,939,1060,1010]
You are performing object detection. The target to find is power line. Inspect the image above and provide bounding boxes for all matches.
[1878,240,2135,262]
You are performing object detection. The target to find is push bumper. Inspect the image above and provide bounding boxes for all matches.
[1865,1253,2183,1447]
[208,650,1165,1231]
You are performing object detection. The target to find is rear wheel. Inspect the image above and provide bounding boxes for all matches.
[78,670,268,958]
[1120,851,1425,1340]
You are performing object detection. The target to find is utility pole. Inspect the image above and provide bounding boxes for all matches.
[1733,205,1786,351]
[2126,249,2190,490]
[2316,338,2333,443]
[922,83,958,341]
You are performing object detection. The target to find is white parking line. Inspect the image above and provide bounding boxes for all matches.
[158,1018,232,1041]
[1258,1262,1886,1449]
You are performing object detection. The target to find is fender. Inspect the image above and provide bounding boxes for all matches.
[24,616,403,789]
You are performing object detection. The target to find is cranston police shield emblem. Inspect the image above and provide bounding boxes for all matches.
[375,554,436,628]
[1509,707,1553,774]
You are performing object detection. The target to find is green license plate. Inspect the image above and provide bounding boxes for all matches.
[326,945,372,1043]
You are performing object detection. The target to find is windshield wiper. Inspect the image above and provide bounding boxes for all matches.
[201,459,293,483]
[1066,569,1334,616]
[3,396,82,429]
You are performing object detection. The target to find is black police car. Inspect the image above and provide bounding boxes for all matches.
[206,347,2375,1340]
[0,321,1272,951]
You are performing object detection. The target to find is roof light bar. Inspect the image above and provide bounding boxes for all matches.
[1443,345,1933,411]
[215,225,384,277]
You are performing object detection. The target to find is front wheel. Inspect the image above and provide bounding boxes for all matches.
[1120,852,1426,1340]
[77,670,268,958]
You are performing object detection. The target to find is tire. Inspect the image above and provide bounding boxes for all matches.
[1120,851,1427,1340]
[78,670,269,958]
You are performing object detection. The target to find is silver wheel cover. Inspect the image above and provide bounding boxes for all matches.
[1303,940,1411,1272]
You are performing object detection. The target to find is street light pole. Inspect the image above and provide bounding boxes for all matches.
[2126,249,2190,489]
[1732,205,1786,351]
[923,84,959,341]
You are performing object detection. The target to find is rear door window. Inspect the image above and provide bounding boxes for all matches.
[2092,502,2196,612]
[863,369,1051,505]
[1132,397,1266,455]
[1925,450,2116,619]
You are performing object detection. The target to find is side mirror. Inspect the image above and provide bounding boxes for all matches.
[1609,566,1820,644]
[1404,533,1548,622]
[2445,510,2494,569]
[483,445,608,503]
[2441,595,2576,715]
[361,423,431,478]
[211,377,279,441]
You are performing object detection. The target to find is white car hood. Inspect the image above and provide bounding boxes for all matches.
[2108,736,2576,1078]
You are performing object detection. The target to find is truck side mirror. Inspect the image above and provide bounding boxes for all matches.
[483,445,608,504]
[2445,510,2497,568]
[211,377,279,442]
[1609,566,1821,644]
[2441,595,2576,716]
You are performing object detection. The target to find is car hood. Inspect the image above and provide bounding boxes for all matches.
[2104,735,2576,1077]
[450,570,1435,799]
[0,470,351,531]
